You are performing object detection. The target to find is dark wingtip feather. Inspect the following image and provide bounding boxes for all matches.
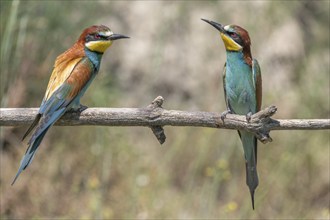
[22,114,42,141]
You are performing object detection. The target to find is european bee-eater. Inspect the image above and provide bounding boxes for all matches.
[202,19,262,209]
[12,25,129,185]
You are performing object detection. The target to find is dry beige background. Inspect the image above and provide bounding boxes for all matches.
[1,1,329,219]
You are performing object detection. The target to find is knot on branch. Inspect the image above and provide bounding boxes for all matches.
[146,96,164,120]
[147,96,164,109]
[146,96,166,145]
[150,126,166,144]
[251,105,277,121]
[251,105,277,144]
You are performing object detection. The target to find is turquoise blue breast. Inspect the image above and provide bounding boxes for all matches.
[225,51,257,115]
[85,47,103,73]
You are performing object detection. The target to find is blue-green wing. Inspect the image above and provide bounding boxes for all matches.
[252,59,262,111]
[13,58,94,185]
[222,63,231,111]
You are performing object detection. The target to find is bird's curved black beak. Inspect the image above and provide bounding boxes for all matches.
[108,33,130,41]
[201,18,225,33]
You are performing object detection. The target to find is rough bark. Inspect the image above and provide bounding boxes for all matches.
[1,96,329,144]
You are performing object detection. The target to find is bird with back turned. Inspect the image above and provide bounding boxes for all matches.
[12,25,129,185]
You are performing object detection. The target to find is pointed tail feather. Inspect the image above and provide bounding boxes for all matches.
[240,131,259,210]
[12,128,48,185]
[246,163,258,210]
[14,108,66,185]
[250,189,255,210]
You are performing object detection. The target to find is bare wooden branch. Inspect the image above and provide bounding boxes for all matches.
[1,96,329,144]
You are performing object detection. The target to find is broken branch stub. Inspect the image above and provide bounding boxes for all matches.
[146,96,166,144]
[250,106,278,144]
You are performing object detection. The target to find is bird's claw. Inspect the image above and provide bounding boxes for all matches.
[77,104,88,112]
[69,104,88,113]
[220,110,232,122]
[246,112,252,123]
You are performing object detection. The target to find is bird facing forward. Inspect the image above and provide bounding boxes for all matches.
[12,25,129,185]
[202,19,262,209]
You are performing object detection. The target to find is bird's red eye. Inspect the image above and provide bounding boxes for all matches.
[95,34,101,39]
[230,32,238,38]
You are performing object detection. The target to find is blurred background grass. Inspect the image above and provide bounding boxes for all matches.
[0,0,329,219]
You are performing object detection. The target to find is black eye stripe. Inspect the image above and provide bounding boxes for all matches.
[226,31,244,46]
[228,32,238,38]
[85,33,106,42]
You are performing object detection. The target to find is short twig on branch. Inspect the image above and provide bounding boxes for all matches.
[0,96,329,144]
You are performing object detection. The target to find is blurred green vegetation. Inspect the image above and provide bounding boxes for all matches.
[0,0,329,219]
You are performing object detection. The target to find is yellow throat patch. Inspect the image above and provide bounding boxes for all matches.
[220,33,242,51]
[85,40,113,53]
